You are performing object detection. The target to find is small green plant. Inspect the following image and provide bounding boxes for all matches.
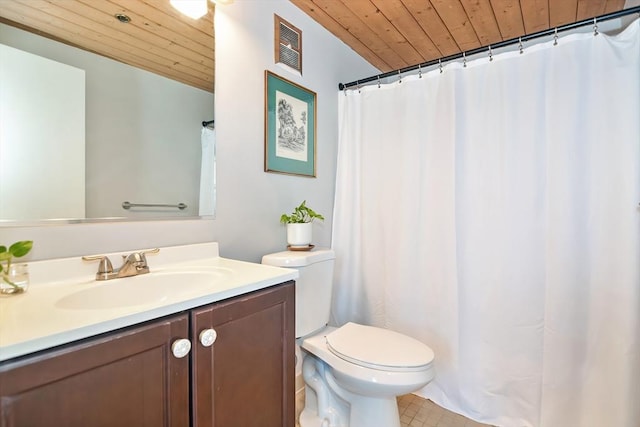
[280,200,324,224]
[0,240,33,289]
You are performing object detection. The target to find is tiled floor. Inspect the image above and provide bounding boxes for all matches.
[398,394,492,427]
[295,389,492,427]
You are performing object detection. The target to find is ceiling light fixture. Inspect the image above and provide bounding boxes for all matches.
[170,0,208,19]
[114,13,131,24]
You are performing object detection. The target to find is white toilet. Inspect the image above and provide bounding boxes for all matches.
[262,248,435,427]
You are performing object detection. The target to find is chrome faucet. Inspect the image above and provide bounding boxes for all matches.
[82,248,160,281]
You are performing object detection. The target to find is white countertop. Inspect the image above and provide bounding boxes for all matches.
[0,242,298,362]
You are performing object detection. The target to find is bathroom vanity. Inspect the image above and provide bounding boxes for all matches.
[0,243,297,427]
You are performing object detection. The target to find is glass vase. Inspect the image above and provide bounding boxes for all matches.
[1,263,29,295]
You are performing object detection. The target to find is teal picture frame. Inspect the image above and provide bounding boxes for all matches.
[264,71,316,177]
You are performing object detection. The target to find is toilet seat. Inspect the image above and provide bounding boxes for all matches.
[326,322,434,372]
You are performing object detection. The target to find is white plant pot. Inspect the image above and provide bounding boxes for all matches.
[286,223,313,247]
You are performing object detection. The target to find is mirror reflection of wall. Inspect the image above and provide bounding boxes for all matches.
[0,21,215,223]
[0,43,85,220]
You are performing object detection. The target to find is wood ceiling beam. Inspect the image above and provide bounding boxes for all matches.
[291,0,391,71]
[401,0,460,57]
[341,0,424,65]
[459,0,502,46]
[549,0,578,27]
[429,0,482,51]
[520,0,549,34]
[370,0,441,62]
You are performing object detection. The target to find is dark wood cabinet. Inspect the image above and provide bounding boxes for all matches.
[0,314,190,427]
[0,281,295,427]
[192,281,295,427]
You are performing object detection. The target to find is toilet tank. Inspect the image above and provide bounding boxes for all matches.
[262,248,335,338]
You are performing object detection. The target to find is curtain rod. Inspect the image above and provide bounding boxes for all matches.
[338,6,640,90]
[202,119,215,127]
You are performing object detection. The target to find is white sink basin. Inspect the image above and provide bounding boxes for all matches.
[55,268,233,310]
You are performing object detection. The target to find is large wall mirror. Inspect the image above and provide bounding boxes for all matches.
[0,0,215,225]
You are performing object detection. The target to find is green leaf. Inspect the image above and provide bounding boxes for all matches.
[8,241,33,258]
[0,246,6,254]
[0,252,11,262]
[280,201,324,224]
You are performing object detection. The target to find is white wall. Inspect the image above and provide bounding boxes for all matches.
[213,1,378,261]
[0,1,377,263]
[0,44,85,220]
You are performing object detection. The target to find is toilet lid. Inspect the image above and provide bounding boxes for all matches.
[326,322,434,371]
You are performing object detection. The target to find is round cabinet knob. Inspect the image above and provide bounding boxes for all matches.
[199,328,217,347]
[171,338,192,358]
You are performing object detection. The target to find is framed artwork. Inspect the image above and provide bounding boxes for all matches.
[264,70,316,177]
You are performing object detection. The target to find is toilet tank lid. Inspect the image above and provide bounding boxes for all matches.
[261,248,335,267]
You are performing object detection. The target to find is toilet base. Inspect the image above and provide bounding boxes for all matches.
[300,410,344,427]
[299,389,401,427]
[349,397,401,427]
[300,353,402,427]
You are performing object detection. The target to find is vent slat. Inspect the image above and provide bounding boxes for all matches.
[275,15,302,73]
[279,44,300,69]
[280,23,300,49]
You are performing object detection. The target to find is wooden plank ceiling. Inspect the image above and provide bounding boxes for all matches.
[0,1,631,92]
[0,0,214,92]
[290,0,628,73]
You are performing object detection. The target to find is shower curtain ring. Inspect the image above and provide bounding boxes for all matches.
[377,75,381,88]
[488,45,493,62]
[553,28,559,46]
[439,59,443,73]
[398,70,402,84]
[518,37,524,54]
[593,17,599,36]
[418,63,422,78]
[463,52,467,68]
[357,80,361,93]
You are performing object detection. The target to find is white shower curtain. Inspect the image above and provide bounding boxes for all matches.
[199,127,215,216]
[332,20,640,427]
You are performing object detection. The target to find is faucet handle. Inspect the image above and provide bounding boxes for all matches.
[138,248,160,266]
[122,252,144,264]
[82,255,116,280]
[121,248,159,266]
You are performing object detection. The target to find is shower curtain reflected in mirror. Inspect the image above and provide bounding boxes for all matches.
[199,127,216,216]
[332,19,640,427]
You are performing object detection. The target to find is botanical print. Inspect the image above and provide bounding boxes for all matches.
[275,90,308,162]
[265,71,315,176]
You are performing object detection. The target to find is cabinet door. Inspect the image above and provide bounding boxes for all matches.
[192,282,295,427]
[0,314,190,427]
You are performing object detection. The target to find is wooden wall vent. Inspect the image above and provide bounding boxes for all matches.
[275,15,302,74]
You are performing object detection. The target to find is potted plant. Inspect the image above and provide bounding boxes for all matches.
[280,201,324,248]
[0,240,33,294]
